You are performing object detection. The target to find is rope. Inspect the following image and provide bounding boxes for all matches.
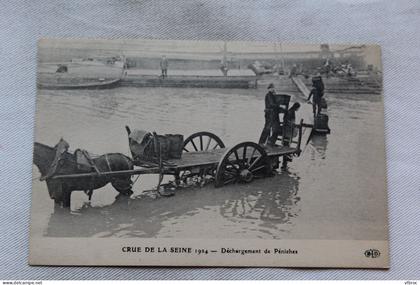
[69,146,132,160]
[132,174,141,186]
[104,154,112,172]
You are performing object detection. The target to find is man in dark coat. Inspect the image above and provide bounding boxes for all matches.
[307,87,322,115]
[307,76,324,115]
[258,83,281,145]
[160,55,168,78]
[282,102,301,145]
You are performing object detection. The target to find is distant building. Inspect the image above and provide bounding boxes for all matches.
[320,44,331,59]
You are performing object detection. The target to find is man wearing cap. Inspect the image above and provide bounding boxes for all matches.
[258,83,281,145]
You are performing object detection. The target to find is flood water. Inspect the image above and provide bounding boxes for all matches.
[31,84,388,240]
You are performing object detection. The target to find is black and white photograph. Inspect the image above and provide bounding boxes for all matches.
[29,39,388,268]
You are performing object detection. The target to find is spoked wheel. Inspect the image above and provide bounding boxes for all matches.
[215,142,268,188]
[183,131,225,152]
[175,131,225,186]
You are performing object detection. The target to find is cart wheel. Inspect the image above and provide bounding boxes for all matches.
[215,142,268,187]
[183,131,225,152]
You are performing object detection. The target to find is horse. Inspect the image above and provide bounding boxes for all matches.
[33,140,134,208]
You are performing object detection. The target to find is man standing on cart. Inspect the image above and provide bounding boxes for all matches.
[258,83,281,146]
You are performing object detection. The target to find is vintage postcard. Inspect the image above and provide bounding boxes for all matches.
[30,39,389,268]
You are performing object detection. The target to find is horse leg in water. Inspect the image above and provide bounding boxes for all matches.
[62,185,72,208]
[46,180,68,208]
[111,178,133,196]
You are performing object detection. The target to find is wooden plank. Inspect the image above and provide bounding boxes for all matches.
[165,148,226,170]
[50,167,160,180]
[291,76,311,97]
[165,145,299,171]
[51,145,301,180]
[264,145,298,157]
[122,75,257,89]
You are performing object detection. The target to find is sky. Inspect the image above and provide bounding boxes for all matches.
[38,39,381,68]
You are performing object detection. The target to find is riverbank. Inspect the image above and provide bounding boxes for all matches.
[260,75,382,94]
[38,67,258,89]
[37,64,381,92]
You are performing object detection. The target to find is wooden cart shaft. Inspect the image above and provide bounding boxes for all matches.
[50,167,160,180]
[49,144,298,180]
[50,120,306,181]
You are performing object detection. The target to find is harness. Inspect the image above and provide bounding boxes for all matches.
[104,154,112,172]
[122,154,131,170]
[78,149,100,174]
[42,140,69,180]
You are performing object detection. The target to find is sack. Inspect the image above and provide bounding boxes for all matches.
[129,130,184,161]
[132,134,170,160]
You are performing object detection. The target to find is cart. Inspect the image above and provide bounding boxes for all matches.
[50,96,308,191]
[49,122,305,190]
[157,128,304,188]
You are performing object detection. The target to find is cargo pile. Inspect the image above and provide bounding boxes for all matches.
[128,128,184,161]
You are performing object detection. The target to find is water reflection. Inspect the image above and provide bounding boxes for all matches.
[309,135,328,160]
[221,171,300,224]
[89,93,119,119]
[46,171,300,238]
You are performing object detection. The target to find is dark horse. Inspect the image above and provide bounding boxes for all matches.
[33,140,134,208]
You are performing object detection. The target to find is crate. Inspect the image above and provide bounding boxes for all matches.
[130,132,184,161]
[153,135,171,160]
[314,114,330,131]
[165,134,184,159]
[273,94,291,106]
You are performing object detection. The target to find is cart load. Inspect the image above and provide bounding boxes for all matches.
[314,114,331,134]
[126,127,184,162]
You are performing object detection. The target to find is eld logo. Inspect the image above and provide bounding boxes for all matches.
[364,249,381,258]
